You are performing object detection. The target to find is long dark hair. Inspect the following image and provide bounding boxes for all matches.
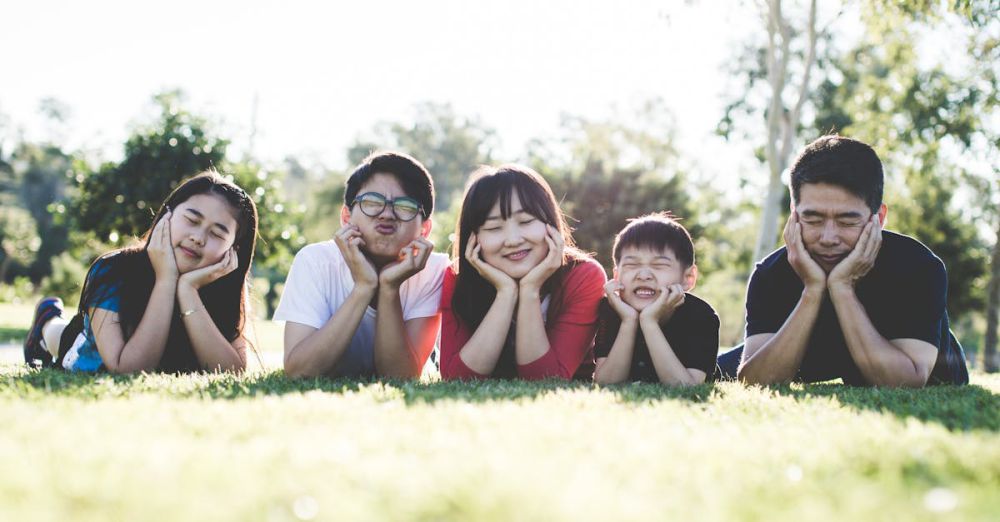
[451,164,590,331]
[77,171,258,372]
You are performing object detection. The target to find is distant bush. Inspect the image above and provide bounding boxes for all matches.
[39,252,88,307]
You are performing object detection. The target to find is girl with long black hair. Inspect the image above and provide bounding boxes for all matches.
[23,171,258,373]
[439,164,606,380]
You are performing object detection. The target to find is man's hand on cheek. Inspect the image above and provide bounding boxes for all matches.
[784,212,826,291]
[828,214,882,291]
[334,224,378,291]
[378,238,434,290]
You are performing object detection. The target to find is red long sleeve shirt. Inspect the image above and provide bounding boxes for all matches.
[439,259,606,380]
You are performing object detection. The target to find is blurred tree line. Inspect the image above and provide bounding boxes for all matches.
[0,2,995,366]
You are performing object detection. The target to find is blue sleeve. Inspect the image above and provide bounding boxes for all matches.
[82,257,122,313]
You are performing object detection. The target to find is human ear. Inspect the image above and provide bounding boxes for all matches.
[420,217,433,239]
[340,205,351,226]
[612,267,620,281]
[683,264,698,292]
[877,204,888,228]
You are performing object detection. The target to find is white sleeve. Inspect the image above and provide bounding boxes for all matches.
[273,245,333,329]
[402,253,449,321]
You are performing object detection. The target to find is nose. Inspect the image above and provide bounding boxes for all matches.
[501,224,523,247]
[376,203,396,221]
[189,228,206,246]
[818,221,839,247]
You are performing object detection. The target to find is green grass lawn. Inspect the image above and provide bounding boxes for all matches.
[2,300,999,521]
[2,365,998,522]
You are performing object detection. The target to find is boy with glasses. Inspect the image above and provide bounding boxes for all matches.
[277,151,449,378]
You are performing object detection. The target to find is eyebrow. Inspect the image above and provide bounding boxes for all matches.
[799,209,865,219]
[620,255,674,262]
[484,209,530,222]
[185,208,232,235]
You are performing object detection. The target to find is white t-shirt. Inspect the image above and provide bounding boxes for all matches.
[274,240,450,377]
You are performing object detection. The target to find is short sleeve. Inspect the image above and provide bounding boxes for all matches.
[745,256,788,337]
[518,259,606,380]
[673,298,720,375]
[593,299,618,359]
[880,256,946,347]
[82,257,122,312]
[273,244,334,329]
[402,253,449,321]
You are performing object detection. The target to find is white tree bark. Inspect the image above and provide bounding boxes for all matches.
[751,0,819,267]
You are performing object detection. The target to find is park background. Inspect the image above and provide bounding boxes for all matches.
[2,0,997,369]
[2,2,999,521]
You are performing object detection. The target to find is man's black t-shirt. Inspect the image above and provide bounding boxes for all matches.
[745,230,969,385]
[595,293,720,383]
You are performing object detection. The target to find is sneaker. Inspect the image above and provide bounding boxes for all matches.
[23,297,64,368]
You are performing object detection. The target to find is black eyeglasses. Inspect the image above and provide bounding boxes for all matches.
[352,192,424,222]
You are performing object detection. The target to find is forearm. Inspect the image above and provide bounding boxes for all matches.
[593,320,637,385]
[457,289,518,375]
[829,285,929,387]
[113,279,176,373]
[284,287,374,378]
[641,319,702,386]
[373,286,420,378]
[514,288,551,365]
[177,285,245,373]
[739,287,824,385]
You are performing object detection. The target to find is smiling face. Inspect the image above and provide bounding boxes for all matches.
[476,191,550,280]
[169,193,240,274]
[614,246,694,311]
[341,172,431,266]
[795,182,886,273]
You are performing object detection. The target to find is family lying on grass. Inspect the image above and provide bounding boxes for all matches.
[22,135,970,387]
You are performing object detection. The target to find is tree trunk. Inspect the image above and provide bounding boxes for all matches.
[751,0,818,268]
[984,216,1000,372]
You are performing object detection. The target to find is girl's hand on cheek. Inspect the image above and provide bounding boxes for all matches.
[465,233,517,294]
[149,210,179,282]
[519,225,563,294]
[179,247,239,291]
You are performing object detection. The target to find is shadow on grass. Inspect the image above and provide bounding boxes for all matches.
[2,367,715,405]
[769,382,1000,432]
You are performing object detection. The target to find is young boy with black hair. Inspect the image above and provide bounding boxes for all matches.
[594,213,720,385]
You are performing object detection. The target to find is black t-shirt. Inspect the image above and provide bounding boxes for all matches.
[594,293,720,383]
[745,230,969,385]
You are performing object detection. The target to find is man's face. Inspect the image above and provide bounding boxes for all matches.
[795,182,883,273]
[614,246,694,311]
[341,173,431,265]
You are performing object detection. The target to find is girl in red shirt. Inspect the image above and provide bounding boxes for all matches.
[439,164,606,380]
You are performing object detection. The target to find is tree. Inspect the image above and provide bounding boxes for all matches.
[718,0,822,269]
[0,206,38,282]
[348,102,497,210]
[69,91,305,317]
[526,101,698,272]
[73,90,227,242]
[10,143,76,281]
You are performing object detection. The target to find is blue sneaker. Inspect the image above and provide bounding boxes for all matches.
[23,297,64,368]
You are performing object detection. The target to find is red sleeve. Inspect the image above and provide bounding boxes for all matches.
[438,267,491,380]
[518,259,606,380]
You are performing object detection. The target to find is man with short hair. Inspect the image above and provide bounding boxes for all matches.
[723,135,968,387]
[276,151,449,379]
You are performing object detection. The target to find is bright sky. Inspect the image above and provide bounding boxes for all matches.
[3,1,841,188]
